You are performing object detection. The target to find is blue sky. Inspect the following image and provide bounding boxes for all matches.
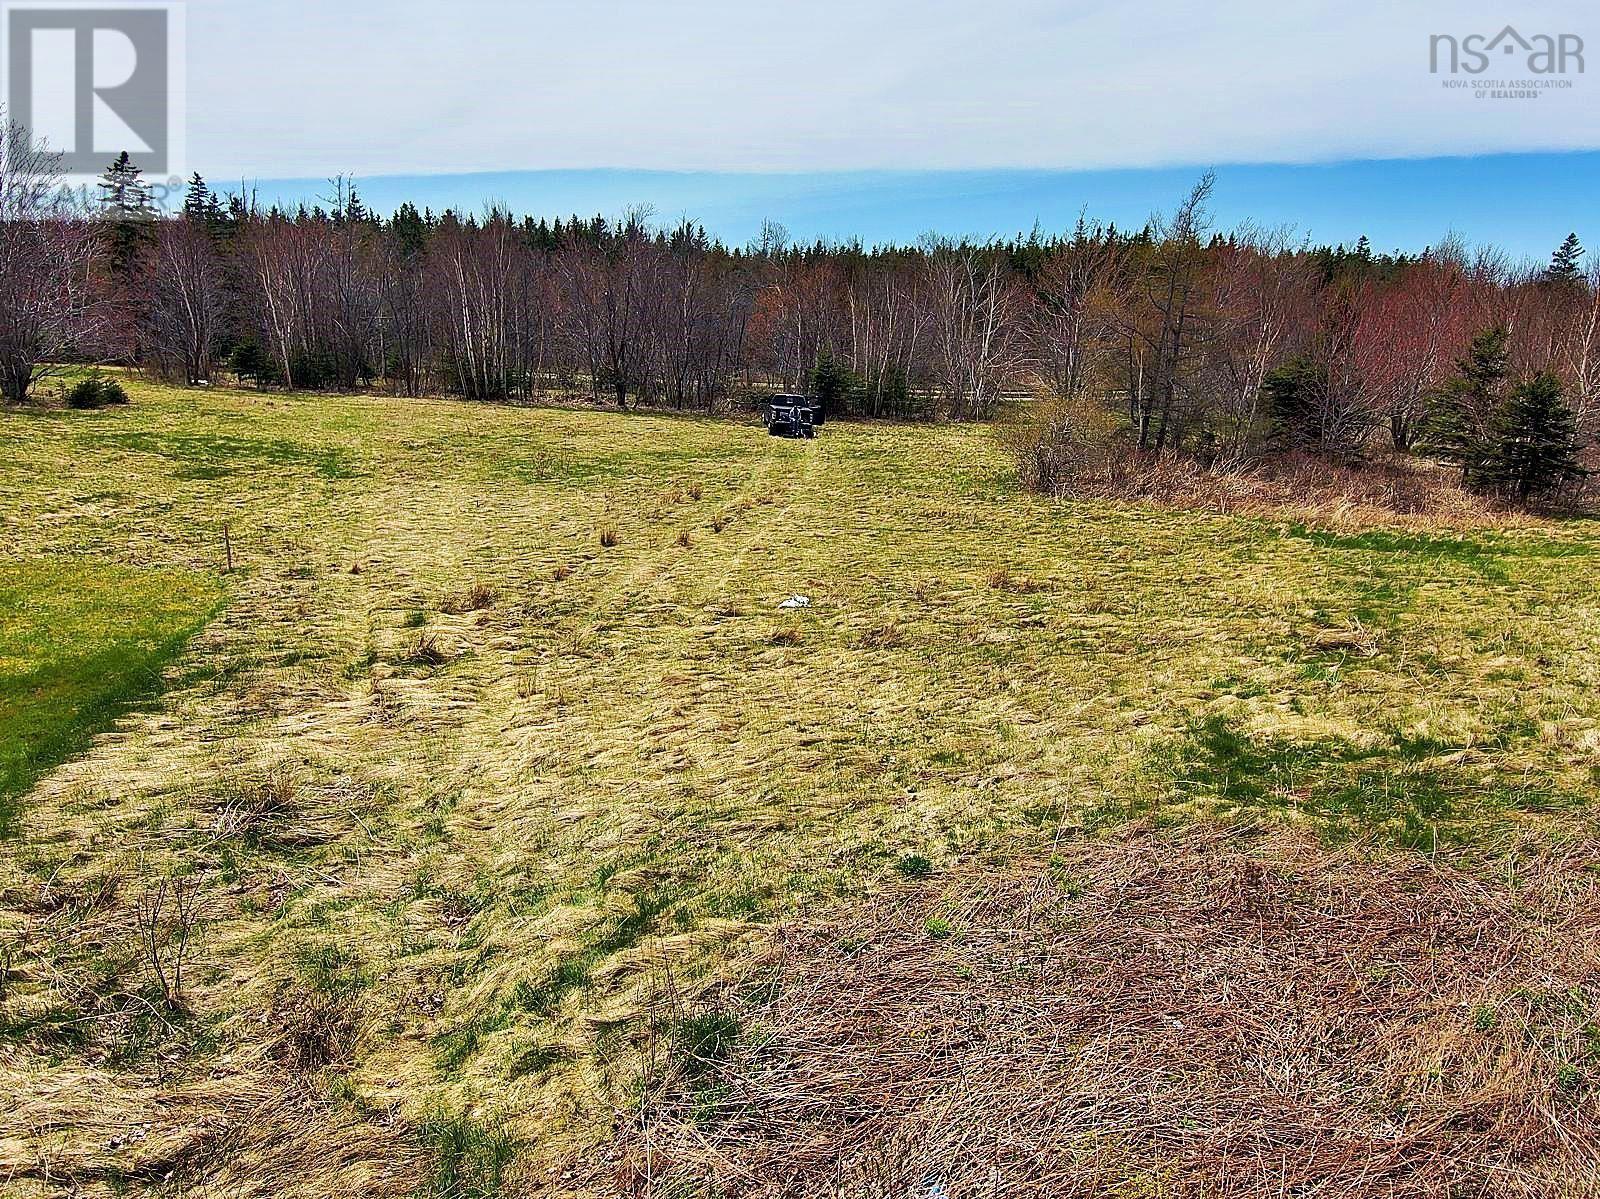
[177,0,1596,257]
[243,156,1597,262]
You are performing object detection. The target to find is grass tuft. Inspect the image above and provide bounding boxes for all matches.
[442,583,498,614]
[418,1114,515,1199]
[406,632,451,668]
[861,622,905,649]
[895,854,934,879]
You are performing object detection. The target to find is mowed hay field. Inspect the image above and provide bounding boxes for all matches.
[2,380,1599,1197]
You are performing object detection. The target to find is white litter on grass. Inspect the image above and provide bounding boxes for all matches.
[778,595,811,609]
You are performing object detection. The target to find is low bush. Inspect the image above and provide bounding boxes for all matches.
[998,394,1548,526]
[65,372,130,409]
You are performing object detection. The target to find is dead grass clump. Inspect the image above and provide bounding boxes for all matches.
[986,567,1044,593]
[599,526,619,548]
[768,627,803,647]
[615,826,1600,1197]
[860,622,905,649]
[94,1085,427,1199]
[1310,620,1382,657]
[687,484,703,501]
[269,981,362,1072]
[212,766,299,843]
[212,767,348,851]
[675,529,693,549]
[440,582,497,614]
[710,516,726,534]
[552,563,573,581]
[404,632,450,667]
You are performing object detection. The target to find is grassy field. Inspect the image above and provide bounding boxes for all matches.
[1,380,1597,1196]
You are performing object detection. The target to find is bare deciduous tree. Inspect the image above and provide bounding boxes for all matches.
[923,238,1021,420]
[240,214,327,389]
[1204,227,1315,461]
[1121,172,1216,452]
[1030,228,1124,404]
[0,125,103,402]
[141,218,225,384]
[560,209,662,408]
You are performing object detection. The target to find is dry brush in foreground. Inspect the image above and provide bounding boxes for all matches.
[616,826,1600,1198]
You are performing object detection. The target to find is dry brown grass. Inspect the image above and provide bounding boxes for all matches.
[985,566,1045,593]
[599,525,620,547]
[268,981,362,1073]
[1049,450,1553,530]
[858,622,905,649]
[440,581,498,614]
[403,631,450,667]
[614,825,1600,1198]
[6,382,1598,1196]
[996,395,1577,530]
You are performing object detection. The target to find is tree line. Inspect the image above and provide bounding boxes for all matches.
[2,149,1595,501]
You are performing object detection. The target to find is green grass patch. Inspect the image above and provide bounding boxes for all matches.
[1143,713,1582,847]
[0,556,221,835]
[417,1114,515,1198]
[86,428,361,480]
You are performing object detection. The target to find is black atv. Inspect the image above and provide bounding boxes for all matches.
[766,394,820,438]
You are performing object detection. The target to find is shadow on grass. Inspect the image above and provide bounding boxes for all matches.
[1092,712,1579,849]
[0,557,224,836]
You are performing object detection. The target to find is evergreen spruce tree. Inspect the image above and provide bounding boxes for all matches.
[391,202,429,260]
[182,172,211,223]
[340,184,368,226]
[1545,233,1585,286]
[1486,371,1587,500]
[97,151,156,273]
[1424,325,1512,488]
[1262,356,1324,450]
[205,190,230,237]
[98,151,154,215]
[807,349,858,418]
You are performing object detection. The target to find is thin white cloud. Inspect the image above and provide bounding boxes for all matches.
[186,0,1599,177]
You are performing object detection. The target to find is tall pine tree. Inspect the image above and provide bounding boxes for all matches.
[97,151,156,275]
[1545,233,1585,286]
[181,171,211,223]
